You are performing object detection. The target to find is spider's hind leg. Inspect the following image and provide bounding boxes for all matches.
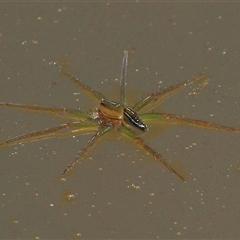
[118,125,186,181]
[133,73,209,113]
[141,113,240,134]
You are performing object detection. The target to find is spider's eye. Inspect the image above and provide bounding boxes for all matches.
[124,107,147,131]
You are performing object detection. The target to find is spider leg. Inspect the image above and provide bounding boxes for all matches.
[141,113,240,133]
[120,51,128,106]
[54,62,106,103]
[62,124,112,175]
[0,122,100,148]
[133,73,209,113]
[118,125,185,181]
[0,102,93,122]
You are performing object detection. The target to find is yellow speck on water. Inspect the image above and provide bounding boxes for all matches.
[149,193,155,197]
[74,232,82,238]
[63,192,75,202]
[11,219,19,224]
[127,183,141,190]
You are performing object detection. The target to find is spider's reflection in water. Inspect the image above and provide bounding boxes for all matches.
[1,51,240,181]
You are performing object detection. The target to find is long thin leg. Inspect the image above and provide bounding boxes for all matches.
[133,73,209,113]
[0,102,92,122]
[118,125,185,181]
[62,124,112,174]
[141,113,240,133]
[54,62,106,103]
[0,122,100,148]
[120,51,128,106]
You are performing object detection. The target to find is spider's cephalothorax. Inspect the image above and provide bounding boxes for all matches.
[1,51,240,181]
[98,99,123,121]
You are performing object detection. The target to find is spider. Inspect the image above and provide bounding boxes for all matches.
[1,51,240,181]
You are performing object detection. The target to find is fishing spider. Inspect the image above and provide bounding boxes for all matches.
[1,51,239,181]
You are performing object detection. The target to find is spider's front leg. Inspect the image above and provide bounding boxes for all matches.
[0,102,93,122]
[0,122,100,148]
[54,62,106,103]
[62,124,113,175]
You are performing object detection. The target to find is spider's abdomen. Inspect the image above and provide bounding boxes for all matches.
[123,107,147,131]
